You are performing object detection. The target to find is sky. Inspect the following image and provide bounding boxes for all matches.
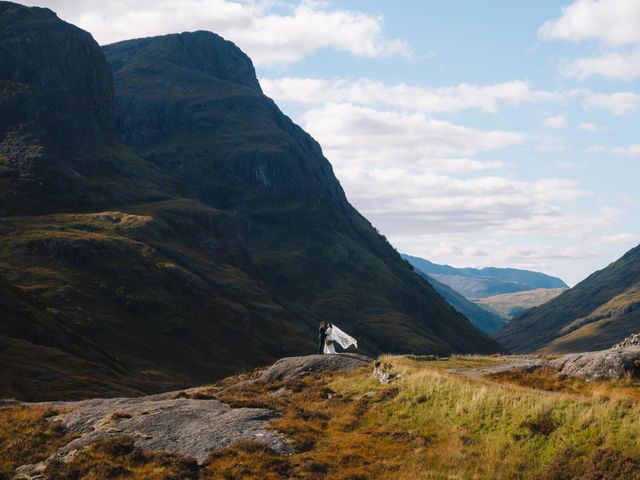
[23,0,640,286]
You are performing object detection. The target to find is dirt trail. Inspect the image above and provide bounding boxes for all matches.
[446,355,547,380]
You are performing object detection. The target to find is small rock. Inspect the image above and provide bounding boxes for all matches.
[373,361,398,384]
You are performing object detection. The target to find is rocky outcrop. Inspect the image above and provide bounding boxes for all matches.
[14,393,291,477]
[549,349,640,381]
[259,353,373,383]
[611,333,640,350]
[13,353,373,476]
[373,361,399,384]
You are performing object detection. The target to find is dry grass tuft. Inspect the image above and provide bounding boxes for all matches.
[45,435,201,480]
[0,406,74,478]
[489,365,640,401]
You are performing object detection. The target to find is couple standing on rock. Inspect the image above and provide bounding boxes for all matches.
[318,322,358,354]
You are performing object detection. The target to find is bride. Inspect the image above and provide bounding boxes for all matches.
[324,323,358,354]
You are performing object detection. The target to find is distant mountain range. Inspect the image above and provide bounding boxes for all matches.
[496,244,640,353]
[402,255,568,298]
[0,3,499,400]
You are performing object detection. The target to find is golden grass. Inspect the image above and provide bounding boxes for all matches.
[44,436,201,480]
[4,356,640,479]
[0,406,75,479]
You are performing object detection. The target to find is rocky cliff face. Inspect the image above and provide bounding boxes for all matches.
[0,2,114,142]
[104,31,346,209]
[0,2,171,215]
[0,3,500,400]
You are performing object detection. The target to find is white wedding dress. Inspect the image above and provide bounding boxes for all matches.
[323,325,358,354]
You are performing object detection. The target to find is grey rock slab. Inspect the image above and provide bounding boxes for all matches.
[259,353,374,383]
[16,394,292,475]
[549,348,640,381]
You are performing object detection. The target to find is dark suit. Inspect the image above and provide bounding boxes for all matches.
[318,325,327,354]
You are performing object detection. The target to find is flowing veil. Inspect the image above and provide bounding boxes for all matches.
[330,325,358,350]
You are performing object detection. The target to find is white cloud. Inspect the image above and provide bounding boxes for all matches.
[583,91,640,114]
[611,144,640,156]
[539,0,640,47]
[585,145,607,153]
[536,133,566,152]
[586,144,640,156]
[336,166,599,238]
[24,0,410,66]
[563,49,640,81]
[597,233,640,244]
[578,122,607,132]
[556,161,584,169]
[262,77,564,114]
[290,102,608,245]
[300,103,525,167]
[543,114,567,129]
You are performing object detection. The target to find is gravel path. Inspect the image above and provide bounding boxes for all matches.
[446,355,547,380]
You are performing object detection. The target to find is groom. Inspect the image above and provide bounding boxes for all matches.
[318,322,327,354]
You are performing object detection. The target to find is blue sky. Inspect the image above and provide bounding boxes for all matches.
[28,0,640,285]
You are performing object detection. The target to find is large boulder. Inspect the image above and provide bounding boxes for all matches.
[549,349,640,381]
[15,392,292,477]
[259,353,373,383]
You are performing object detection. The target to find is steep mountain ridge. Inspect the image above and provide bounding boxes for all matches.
[402,254,568,298]
[0,3,499,399]
[496,244,640,353]
[409,267,506,334]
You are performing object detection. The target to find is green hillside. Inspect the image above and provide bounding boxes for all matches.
[495,244,640,353]
[474,288,567,320]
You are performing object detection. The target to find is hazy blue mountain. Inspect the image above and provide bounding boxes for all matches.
[402,254,568,298]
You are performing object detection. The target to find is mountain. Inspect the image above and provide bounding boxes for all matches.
[408,267,506,334]
[402,254,568,298]
[495,244,640,353]
[0,2,171,215]
[474,288,567,320]
[0,3,500,399]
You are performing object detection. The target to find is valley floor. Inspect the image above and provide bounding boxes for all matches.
[3,355,640,479]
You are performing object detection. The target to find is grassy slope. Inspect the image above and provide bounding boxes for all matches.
[496,244,640,353]
[474,288,567,320]
[5,356,640,479]
[0,199,311,399]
